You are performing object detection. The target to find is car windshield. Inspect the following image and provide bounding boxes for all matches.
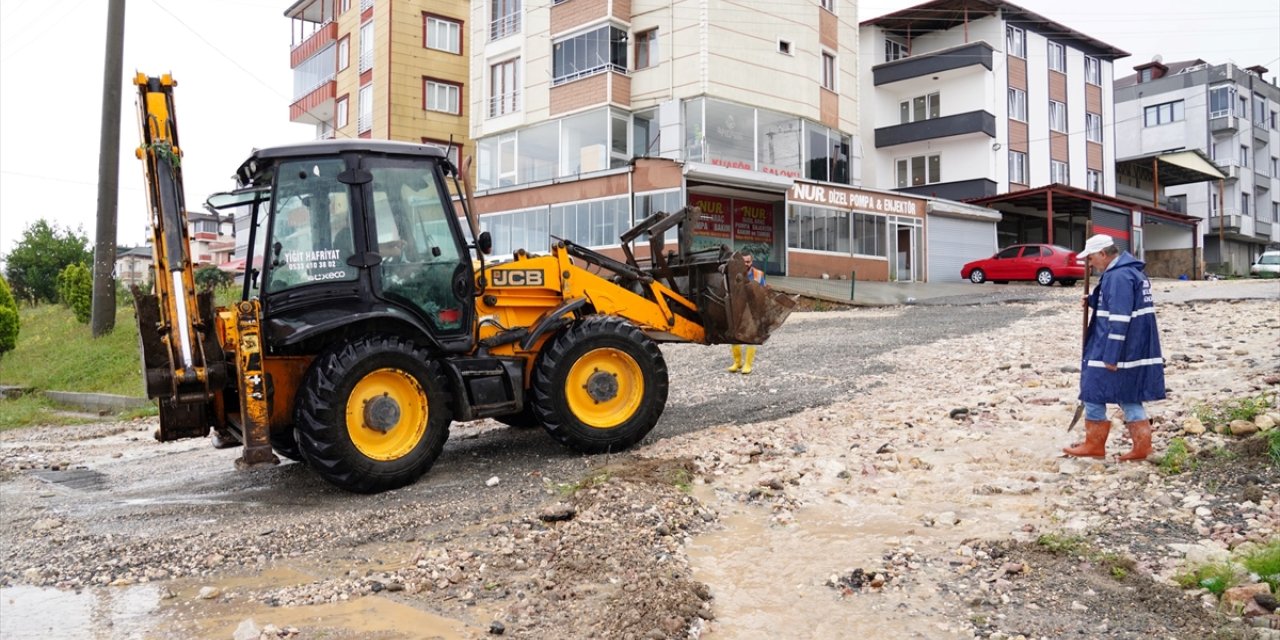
[1259,254,1280,265]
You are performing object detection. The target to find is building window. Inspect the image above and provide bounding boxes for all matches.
[1007,88,1026,121]
[422,139,462,168]
[1084,56,1100,85]
[1139,68,1152,83]
[341,0,351,12]
[1047,42,1065,72]
[489,58,520,117]
[425,15,461,54]
[425,79,461,114]
[336,96,349,128]
[1143,100,1184,127]
[1238,94,1249,119]
[482,208,551,256]
[820,0,836,12]
[822,52,836,91]
[1085,113,1102,142]
[1253,93,1268,123]
[1049,100,1067,132]
[357,84,372,133]
[1167,195,1186,213]
[552,25,627,85]
[778,39,793,55]
[1241,193,1251,216]
[1087,169,1102,192]
[900,92,940,123]
[490,0,520,40]
[896,154,941,187]
[359,21,373,72]
[1005,26,1024,58]
[1272,109,1278,130]
[1271,156,1278,177]
[550,196,631,248]
[1009,151,1027,184]
[634,28,657,70]
[338,36,350,71]
[1050,160,1069,184]
[1240,145,1249,167]
[885,38,907,62]
[787,206,885,257]
[1209,85,1235,118]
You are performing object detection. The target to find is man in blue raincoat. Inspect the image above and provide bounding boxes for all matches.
[1063,234,1165,461]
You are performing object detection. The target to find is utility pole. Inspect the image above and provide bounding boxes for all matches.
[91,0,126,337]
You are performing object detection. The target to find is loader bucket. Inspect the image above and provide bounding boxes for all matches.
[697,256,796,345]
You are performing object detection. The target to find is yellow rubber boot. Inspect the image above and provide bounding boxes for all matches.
[726,345,742,372]
[741,346,757,374]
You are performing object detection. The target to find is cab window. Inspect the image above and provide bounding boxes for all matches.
[265,158,357,292]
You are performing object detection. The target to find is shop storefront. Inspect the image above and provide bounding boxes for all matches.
[785,181,926,282]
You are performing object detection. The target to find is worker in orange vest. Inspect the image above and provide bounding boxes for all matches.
[726,253,766,375]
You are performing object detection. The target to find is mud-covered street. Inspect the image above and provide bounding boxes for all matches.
[1,279,1278,639]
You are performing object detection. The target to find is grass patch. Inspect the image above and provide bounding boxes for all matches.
[1174,562,1237,596]
[1036,533,1085,555]
[552,471,612,497]
[1242,540,1280,593]
[1269,429,1280,467]
[668,467,693,493]
[1159,437,1194,475]
[0,395,98,430]
[1193,392,1277,432]
[1100,552,1136,580]
[0,304,145,396]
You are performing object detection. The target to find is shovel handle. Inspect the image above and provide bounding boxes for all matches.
[1081,267,1091,346]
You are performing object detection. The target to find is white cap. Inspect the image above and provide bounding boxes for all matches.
[1077,234,1116,260]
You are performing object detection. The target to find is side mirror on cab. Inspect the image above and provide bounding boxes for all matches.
[476,231,493,256]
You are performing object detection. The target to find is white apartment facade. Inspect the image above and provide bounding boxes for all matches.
[859,0,1126,201]
[465,1,932,281]
[1114,59,1280,275]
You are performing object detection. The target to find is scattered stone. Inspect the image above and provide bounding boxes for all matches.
[486,476,500,487]
[197,586,221,600]
[489,620,506,635]
[538,503,576,522]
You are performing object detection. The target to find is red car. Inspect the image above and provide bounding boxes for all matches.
[961,243,1084,287]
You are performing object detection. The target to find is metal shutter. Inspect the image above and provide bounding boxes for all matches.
[927,215,997,282]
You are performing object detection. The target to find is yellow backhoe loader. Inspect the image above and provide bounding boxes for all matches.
[131,74,794,493]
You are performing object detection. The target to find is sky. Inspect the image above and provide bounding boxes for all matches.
[1,0,1278,262]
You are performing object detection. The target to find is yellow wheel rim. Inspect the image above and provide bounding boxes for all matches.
[345,368,428,461]
[564,347,643,429]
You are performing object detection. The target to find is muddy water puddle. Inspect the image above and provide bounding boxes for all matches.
[689,423,1056,638]
[1,564,481,639]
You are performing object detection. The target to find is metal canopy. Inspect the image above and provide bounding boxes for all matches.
[1116,149,1226,187]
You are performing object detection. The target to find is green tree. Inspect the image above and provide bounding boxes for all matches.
[3,220,92,304]
[0,275,19,358]
[56,263,93,324]
[194,265,234,291]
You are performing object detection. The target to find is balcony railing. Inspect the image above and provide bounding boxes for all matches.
[1209,114,1239,133]
[360,0,373,10]
[488,91,521,118]
[359,50,373,73]
[552,63,626,87]
[1208,213,1243,231]
[357,113,372,133]
[490,13,520,40]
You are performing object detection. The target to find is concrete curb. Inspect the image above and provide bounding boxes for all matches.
[41,391,150,414]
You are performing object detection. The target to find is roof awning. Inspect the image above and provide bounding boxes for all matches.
[1116,150,1226,186]
[926,198,1001,222]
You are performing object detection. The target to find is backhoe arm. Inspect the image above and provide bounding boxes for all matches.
[132,73,226,440]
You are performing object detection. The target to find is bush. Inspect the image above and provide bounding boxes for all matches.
[194,265,233,292]
[56,263,93,324]
[0,275,19,357]
[2,219,92,303]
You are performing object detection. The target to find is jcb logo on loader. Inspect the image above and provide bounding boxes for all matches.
[491,269,544,287]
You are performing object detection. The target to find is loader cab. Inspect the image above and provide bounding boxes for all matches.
[209,140,476,354]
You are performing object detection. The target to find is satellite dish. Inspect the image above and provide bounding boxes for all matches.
[1152,54,1163,64]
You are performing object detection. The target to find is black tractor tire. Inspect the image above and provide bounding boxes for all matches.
[1036,268,1056,287]
[532,316,668,454]
[270,428,304,462]
[294,335,452,493]
[969,269,986,284]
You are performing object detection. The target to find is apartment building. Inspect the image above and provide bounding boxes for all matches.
[1114,59,1280,275]
[467,1,917,280]
[285,0,470,164]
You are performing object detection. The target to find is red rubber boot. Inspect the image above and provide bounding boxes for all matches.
[1063,419,1110,458]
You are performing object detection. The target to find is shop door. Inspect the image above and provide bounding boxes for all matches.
[889,221,920,282]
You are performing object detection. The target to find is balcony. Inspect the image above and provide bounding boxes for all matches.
[874,110,995,148]
[1220,164,1243,181]
[290,80,336,125]
[1257,172,1272,191]
[1208,213,1243,232]
[1209,114,1239,133]
[291,21,337,68]
[1257,220,1273,238]
[872,41,993,86]
[1255,124,1271,143]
